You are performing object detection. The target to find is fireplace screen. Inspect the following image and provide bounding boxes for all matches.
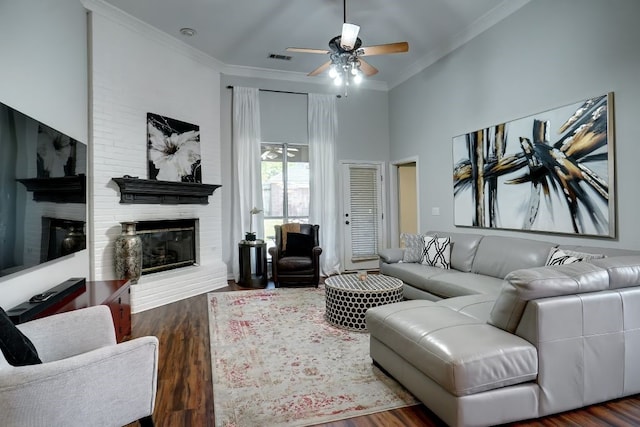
[136,219,196,274]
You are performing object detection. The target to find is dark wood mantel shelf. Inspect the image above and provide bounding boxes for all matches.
[112,176,221,205]
[17,174,86,203]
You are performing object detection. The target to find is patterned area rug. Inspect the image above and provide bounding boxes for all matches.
[208,286,418,427]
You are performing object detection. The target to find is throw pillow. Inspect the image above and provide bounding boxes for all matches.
[401,233,424,263]
[0,306,42,366]
[561,249,605,261]
[421,235,451,269]
[285,232,313,257]
[545,248,580,266]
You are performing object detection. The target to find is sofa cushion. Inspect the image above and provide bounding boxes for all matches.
[380,263,503,299]
[590,256,640,289]
[471,235,556,279]
[366,300,537,396]
[426,231,483,272]
[489,263,609,333]
[421,235,450,269]
[378,248,404,264]
[417,271,504,298]
[436,294,497,322]
[380,263,450,291]
[277,256,313,272]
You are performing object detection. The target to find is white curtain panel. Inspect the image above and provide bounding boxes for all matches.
[231,87,264,281]
[308,93,341,276]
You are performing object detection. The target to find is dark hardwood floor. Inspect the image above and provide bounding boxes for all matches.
[127,283,640,427]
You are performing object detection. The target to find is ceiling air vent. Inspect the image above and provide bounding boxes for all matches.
[268,53,292,61]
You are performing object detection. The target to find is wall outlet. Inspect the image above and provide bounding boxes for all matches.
[431,207,440,216]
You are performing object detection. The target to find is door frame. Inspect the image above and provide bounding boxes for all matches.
[339,160,387,271]
[389,156,420,248]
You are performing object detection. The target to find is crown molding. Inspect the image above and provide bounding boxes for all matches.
[82,0,527,93]
[81,0,388,92]
[389,0,531,89]
[81,0,225,71]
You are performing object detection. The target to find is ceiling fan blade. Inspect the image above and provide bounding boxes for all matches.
[286,47,330,55]
[358,59,378,76]
[340,23,360,50]
[360,42,409,56]
[308,60,332,76]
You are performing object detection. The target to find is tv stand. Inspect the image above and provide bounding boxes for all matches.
[8,279,131,342]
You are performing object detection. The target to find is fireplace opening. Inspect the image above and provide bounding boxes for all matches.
[136,219,197,275]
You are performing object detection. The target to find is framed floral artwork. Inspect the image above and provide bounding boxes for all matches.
[452,93,615,238]
[147,113,201,183]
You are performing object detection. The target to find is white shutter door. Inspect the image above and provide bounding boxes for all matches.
[342,163,383,271]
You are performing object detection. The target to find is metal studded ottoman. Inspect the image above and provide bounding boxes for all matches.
[324,274,404,331]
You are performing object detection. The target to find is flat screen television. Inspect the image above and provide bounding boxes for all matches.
[0,99,87,278]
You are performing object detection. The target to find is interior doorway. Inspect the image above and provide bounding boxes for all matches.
[389,158,419,248]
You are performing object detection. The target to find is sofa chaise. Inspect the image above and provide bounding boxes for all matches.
[368,231,640,426]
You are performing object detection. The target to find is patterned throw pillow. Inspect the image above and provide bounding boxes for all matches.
[546,248,580,266]
[400,233,425,263]
[421,235,451,269]
[561,249,605,261]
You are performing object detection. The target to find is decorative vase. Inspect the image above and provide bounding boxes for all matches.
[245,231,256,242]
[61,223,86,255]
[115,221,143,284]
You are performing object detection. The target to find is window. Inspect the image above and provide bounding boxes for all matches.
[261,143,310,245]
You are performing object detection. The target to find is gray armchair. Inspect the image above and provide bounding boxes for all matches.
[0,305,158,427]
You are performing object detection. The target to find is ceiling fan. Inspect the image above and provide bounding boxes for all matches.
[286,0,409,79]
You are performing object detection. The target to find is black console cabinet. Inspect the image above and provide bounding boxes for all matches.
[7,279,131,343]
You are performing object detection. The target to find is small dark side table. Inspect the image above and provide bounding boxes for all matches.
[238,240,268,288]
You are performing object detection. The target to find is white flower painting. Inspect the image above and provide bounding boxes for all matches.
[147,113,201,183]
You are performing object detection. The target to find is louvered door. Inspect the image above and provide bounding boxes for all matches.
[341,163,384,271]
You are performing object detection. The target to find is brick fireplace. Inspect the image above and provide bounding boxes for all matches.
[87,3,227,313]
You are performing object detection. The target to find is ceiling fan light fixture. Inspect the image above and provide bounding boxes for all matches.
[328,64,339,78]
[288,0,408,96]
[340,23,360,50]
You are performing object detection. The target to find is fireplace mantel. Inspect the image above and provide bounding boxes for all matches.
[112,176,221,204]
[17,174,86,203]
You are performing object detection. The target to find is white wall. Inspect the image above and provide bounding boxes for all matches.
[389,0,640,249]
[219,75,390,274]
[0,0,89,309]
[85,0,227,312]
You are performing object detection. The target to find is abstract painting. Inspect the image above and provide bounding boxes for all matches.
[147,113,201,183]
[452,93,615,237]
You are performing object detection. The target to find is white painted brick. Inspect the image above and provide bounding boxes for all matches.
[89,10,225,311]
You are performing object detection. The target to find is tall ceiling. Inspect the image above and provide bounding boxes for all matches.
[102,0,529,88]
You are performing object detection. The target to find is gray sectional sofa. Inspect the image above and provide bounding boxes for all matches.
[368,231,640,426]
[379,231,637,301]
